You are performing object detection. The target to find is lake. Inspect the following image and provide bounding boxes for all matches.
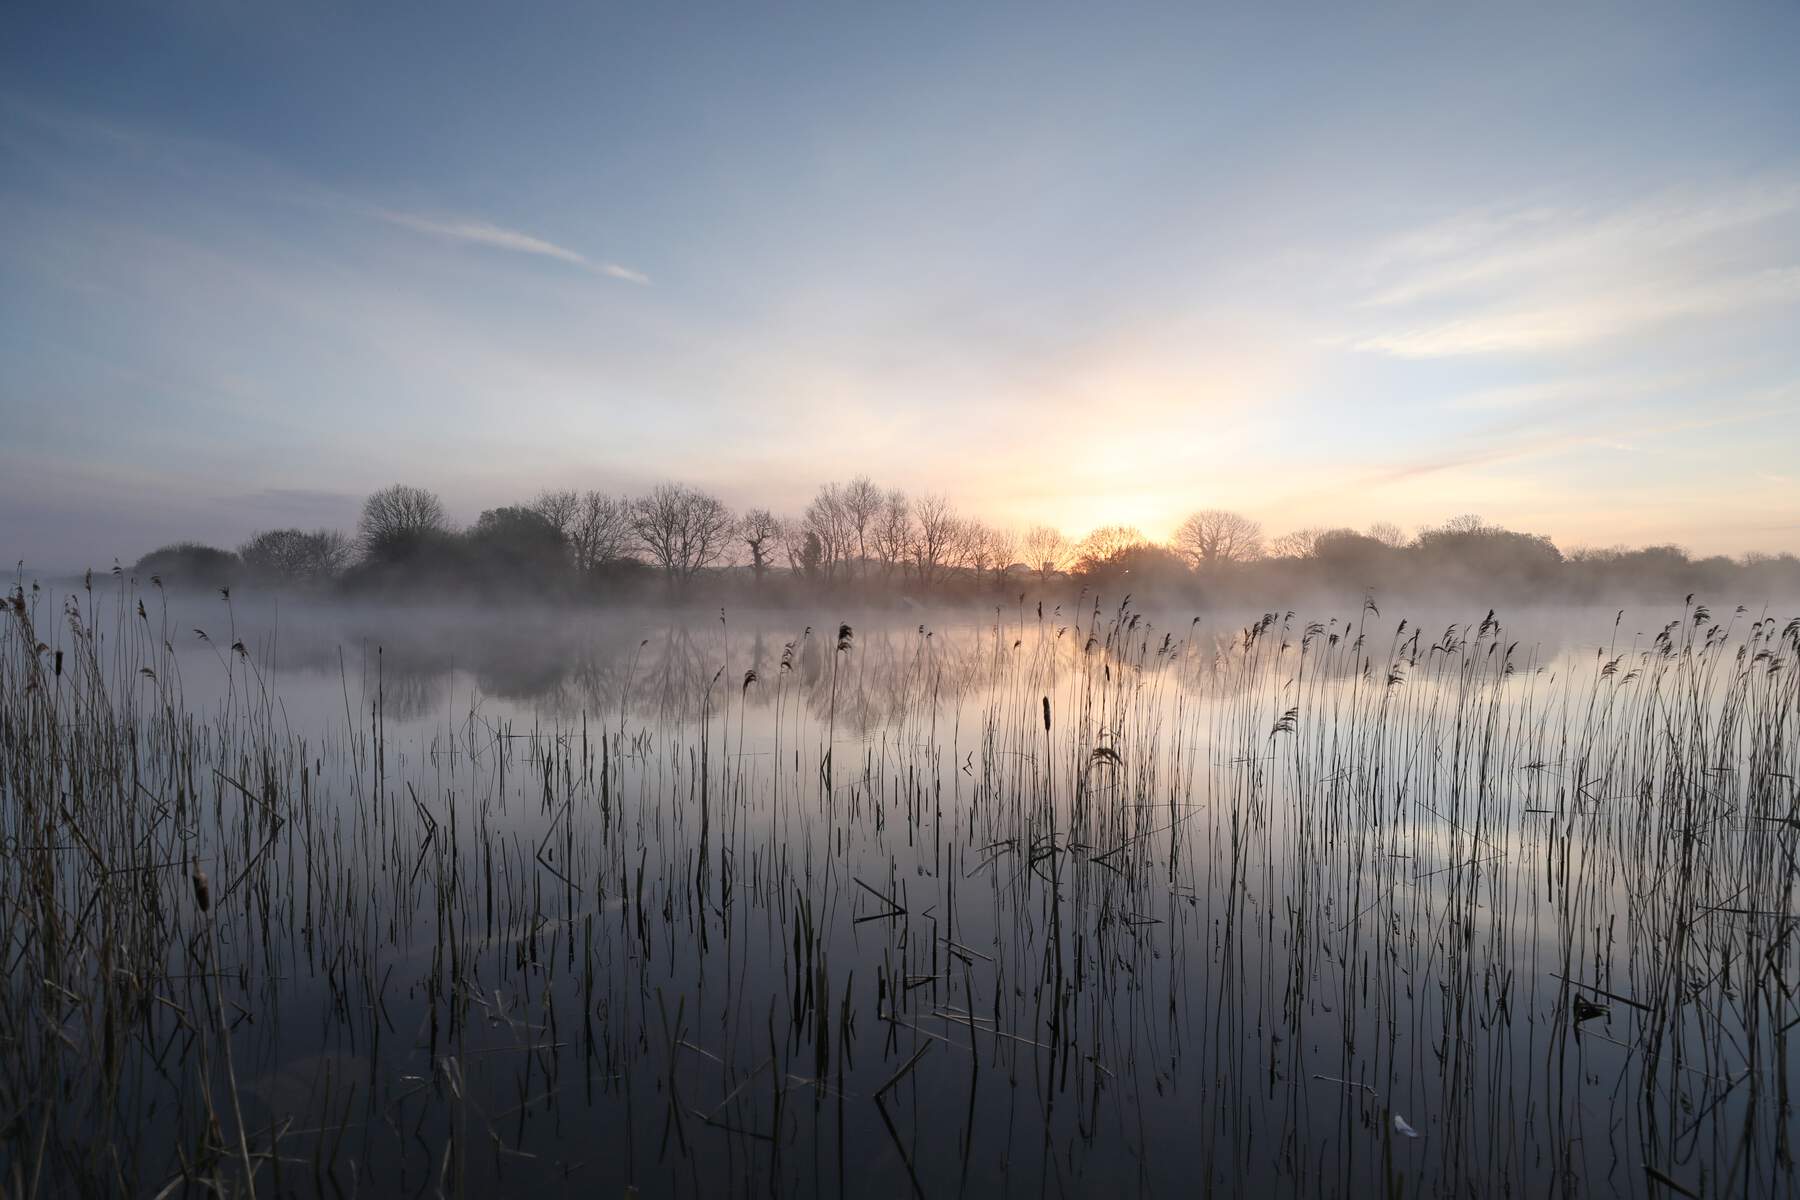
[3,584,1795,1197]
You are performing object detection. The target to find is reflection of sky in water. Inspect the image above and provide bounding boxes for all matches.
[34,587,1795,1195]
[149,595,1719,730]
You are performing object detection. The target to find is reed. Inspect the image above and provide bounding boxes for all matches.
[1,578,1795,1196]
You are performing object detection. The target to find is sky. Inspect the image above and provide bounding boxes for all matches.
[3,1,1799,570]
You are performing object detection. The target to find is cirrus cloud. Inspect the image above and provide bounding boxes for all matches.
[378,211,650,284]
[1343,183,1800,358]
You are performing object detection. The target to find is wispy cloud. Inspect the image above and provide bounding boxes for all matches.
[379,211,649,284]
[1442,366,1713,413]
[1256,396,1799,543]
[598,262,651,285]
[1343,183,1800,358]
[1353,267,1800,358]
[1362,185,1800,307]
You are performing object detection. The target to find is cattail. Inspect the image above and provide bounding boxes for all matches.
[1042,696,1051,733]
[190,859,211,913]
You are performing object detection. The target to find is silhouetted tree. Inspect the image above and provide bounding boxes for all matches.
[788,530,824,579]
[1442,513,1486,535]
[1740,552,1800,596]
[1174,509,1263,568]
[910,494,960,586]
[779,517,813,578]
[739,508,782,580]
[872,490,911,579]
[985,526,1018,585]
[124,475,1800,607]
[1366,521,1405,549]
[238,528,350,583]
[358,484,450,563]
[1022,524,1070,581]
[1413,517,1562,592]
[1072,525,1147,574]
[1268,528,1324,559]
[468,506,568,581]
[629,483,733,583]
[1311,528,1395,581]
[132,542,239,590]
[951,517,991,576]
[1566,543,1695,598]
[1073,540,1189,591]
[529,489,583,540]
[843,475,882,580]
[567,491,635,573]
[804,483,852,581]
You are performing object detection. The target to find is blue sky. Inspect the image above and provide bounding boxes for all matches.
[3,1,1798,568]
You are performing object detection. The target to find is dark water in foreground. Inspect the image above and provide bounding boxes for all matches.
[4,594,1797,1196]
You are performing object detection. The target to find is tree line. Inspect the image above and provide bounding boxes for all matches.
[122,478,1800,605]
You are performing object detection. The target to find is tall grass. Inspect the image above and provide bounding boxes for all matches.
[2,578,1795,1196]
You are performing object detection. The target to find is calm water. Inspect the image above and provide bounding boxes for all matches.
[6,590,1796,1197]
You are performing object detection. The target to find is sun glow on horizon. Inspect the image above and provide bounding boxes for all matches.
[2,5,1798,568]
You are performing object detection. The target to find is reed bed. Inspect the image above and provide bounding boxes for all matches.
[3,578,1796,1196]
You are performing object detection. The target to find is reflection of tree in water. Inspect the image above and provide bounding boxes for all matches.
[370,664,442,722]
[548,623,963,735]
[263,606,1284,733]
[790,626,958,736]
[449,620,1021,735]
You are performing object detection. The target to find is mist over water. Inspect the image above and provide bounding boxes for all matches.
[7,577,1795,1196]
[9,2,1800,1194]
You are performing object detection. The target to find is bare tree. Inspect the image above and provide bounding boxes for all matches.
[954,518,993,575]
[985,526,1018,585]
[315,529,352,574]
[1366,520,1405,549]
[804,483,852,581]
[1173,509,1263,568]
[910,494,959,586]
[780,518,824,579]
[1073,524,1147,571]
[739,508,783,579]
[1269,527,1324,559]
[842,475,882,580]
[629,483,734,583]
[239,528,350,581]
[530,489,583,539]
[569,491,635,572]
[1021,524,1069,581]
[872,489,911,578]
[357,484,450,560]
